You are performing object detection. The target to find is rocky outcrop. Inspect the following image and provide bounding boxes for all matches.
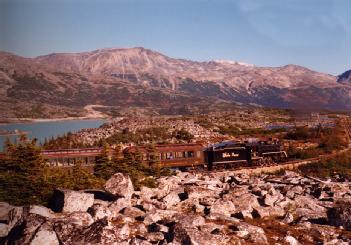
[104,173,134,199]
[1,171,351,244]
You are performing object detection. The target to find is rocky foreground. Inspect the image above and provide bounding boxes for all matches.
[1,171,351,244]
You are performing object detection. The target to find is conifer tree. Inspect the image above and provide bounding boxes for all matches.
[94,143,112,180]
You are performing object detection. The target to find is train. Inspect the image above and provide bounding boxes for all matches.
[2,139,286,170]
[124,139,287,171]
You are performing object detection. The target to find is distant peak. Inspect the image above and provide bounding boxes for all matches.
[213,59,254,67]
[337,69,351,84]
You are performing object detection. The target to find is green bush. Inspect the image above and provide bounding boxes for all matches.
[296,151,351,179]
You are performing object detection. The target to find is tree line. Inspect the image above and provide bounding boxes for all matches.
[0,137,170,206]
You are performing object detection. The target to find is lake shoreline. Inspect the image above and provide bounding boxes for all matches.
[0,116,109,125]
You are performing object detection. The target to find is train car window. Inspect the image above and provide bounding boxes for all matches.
[175,152,184,158]
[149,153,160,161]
[166,152,174,159]
[196,151,201,158]
[186,151,195,158]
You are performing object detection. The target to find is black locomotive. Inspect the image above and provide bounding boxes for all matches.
[205,140,287,170]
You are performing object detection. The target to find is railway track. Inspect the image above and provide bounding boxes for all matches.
[198,157,320,175]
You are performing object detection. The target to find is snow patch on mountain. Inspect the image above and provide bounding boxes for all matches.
[214,59,255,67]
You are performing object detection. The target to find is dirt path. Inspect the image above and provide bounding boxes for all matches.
[83,105,109,118]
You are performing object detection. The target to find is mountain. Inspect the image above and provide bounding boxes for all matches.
[1,47,350,118]
[338,70,351,85]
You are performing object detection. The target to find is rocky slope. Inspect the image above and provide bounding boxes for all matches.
[1,171,351,244]
[1,48,351,118]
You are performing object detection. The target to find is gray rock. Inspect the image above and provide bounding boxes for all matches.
[179,214,206,228]
[162,189,182,209]
[282,212,294,224]
[284,235,301,245]
[252,206,285,219]
[173,224,232,245]
[29,205,55,219]
[156,176,182,199]
[263,193,279,206]
[30,222,59,245]
[232,222,268,244]
[55,217,130,244]
[0,202,14,223]
[0,223,9,238]
[66,212,94,226]
[145,231,164,242]
[104,173,134,199]
[327,199,351,230]
[226,193,260,216]
[49,189,94,213]
[108,197,131,217]
[123,206,145,218]
[6,214,46,245]
[210,199,236,217]
[144,210,178,225]
[88,203,112,221]
[0,203,23,238]
[185,186,219,200]
[140,186,156,200]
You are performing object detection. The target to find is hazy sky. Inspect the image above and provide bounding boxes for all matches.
[1,0,350,75]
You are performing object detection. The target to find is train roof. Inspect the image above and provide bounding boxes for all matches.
[209,141,246,150]
[124,143,204,153]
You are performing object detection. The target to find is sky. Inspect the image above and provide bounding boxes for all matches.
[0,0,351,75]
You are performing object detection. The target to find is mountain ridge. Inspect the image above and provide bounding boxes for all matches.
[0,47,350,118]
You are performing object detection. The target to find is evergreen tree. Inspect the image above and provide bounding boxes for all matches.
[0,136,51,205]
[94,143,112,180]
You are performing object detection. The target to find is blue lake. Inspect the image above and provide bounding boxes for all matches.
[0,119,106,151]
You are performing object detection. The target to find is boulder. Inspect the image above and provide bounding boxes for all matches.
[108,198,131,217]
[49,189,94,213]
[5,214,46,245]
[172,198,201,213]
[144,210,178,225]
[284,235,301,245]
[156,176,182,199]
[292,195,327,221]
[227,192,260,209]
[122,207,145,218]
[210,199,236,217]
[145,231,164,242]
[282,212,294,224]
[30,223,59,245]
[55,217,130,244]
[179,214,206,228]
[66,212,94,226]
[104,173,134,199]
[0,202,14,222]
[262,193,280,206]
[29,205,55,219]
[173,225,232,245]
[88,203,112,221]
[252,206,285,219]
[162,190,182,209]
[231,222,268,244]
[0,203,23,238]
[185,186,219,200]
[327,199,351,230]
[139,186,156,201]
